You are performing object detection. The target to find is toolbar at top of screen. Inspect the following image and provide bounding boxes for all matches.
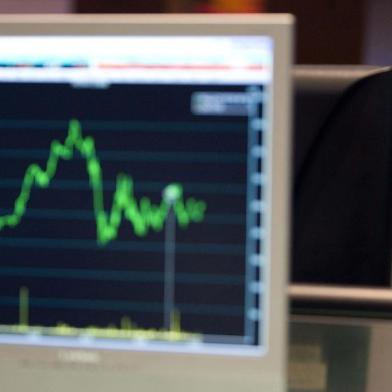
[0,36,273,85]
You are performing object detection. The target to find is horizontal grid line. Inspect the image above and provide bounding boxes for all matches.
[0,266,243,285]
[0,179,245,195]
[0,119,245,133]
[0,149,246,164]
[0,208,245,225]
[0,237,245,255]
[0,296,243,316]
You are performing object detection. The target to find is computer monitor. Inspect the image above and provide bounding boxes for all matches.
[0,14,293,392]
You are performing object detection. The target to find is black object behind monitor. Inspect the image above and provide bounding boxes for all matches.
[292,66,392,286]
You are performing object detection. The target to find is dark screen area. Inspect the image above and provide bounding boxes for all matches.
[0,82,256,342]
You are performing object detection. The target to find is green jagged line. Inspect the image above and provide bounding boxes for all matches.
[0,119,207,245]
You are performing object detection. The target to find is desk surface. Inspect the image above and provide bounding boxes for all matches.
[289,315,392,392]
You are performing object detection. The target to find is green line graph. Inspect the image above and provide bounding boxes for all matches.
[0,119,207,245]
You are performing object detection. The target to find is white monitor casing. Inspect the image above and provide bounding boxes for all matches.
[0,14,293,392]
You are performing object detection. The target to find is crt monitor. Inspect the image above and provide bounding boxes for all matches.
[0,14,293,392]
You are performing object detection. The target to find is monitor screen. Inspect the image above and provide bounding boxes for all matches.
[0,15,292,392]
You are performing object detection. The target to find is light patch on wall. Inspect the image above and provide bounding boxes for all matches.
[0,0,73,13]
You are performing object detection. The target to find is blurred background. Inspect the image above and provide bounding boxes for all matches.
[0,0,390,66]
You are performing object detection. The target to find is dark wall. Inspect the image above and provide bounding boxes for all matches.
[75,0,165,13]
[267,0,365,64]
[75,0,388,66]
